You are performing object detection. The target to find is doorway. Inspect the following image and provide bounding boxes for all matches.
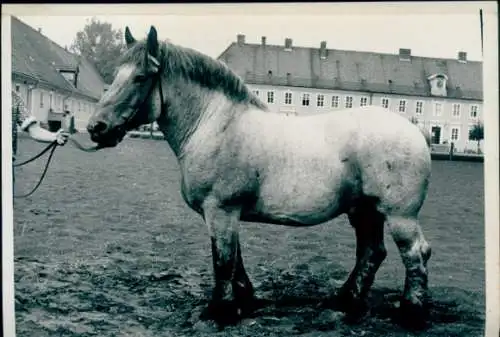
[431,126,441,144]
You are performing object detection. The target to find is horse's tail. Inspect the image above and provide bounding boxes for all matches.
[418,126,431,148]
[422,128,431,148]
[410,120,431,148]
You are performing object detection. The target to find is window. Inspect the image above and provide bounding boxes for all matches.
[345,96,353,108]
[452,103,461,117]
[381,97,390,109]
[49,93,53,109]
[317,94,324,107]
[302,93,310,106]
[433,102,442,116]
[399,99,407,113]
[470,105,478,118]
[451,127,459,141]
[415,101,423,115]
[15,84,20,92]
[360,97,368,107]
[331,95,339,108]
[267,91,274,104]
[284,92,292,105]
[40,92,44,108]
[78,102,81,111]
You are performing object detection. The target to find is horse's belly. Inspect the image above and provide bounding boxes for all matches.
[241,173,352,226]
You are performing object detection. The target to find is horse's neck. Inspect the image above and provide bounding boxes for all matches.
[158,87,243,160]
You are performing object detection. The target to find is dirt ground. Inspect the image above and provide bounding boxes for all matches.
[12,134,485,337]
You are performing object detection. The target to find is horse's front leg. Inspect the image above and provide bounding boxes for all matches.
[200,198,255,325]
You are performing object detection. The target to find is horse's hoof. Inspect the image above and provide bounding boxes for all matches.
[199,299,254,327]
[334,289,369,320]
[397,298,430,331]
[341,300,370,325]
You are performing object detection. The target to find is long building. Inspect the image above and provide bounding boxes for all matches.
[218,34,483,153]
[11,16,106,132]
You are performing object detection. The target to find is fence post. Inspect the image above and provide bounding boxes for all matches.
[449,142,455,161]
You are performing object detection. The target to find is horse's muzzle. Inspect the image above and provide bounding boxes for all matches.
[87,120,126,148]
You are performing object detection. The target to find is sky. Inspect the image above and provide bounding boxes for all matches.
[4,2,493,62]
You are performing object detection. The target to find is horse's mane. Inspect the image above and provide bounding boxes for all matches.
[119,40,268,110]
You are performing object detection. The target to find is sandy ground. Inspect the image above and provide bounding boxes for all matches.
[12,134,485,336]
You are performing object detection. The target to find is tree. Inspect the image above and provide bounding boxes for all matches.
[468,121,484,154]
[70,18,126,84]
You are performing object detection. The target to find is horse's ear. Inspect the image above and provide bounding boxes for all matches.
[124,26,136,48]
[147,26,159,58]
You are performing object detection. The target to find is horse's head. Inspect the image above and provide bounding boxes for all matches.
[87,26,164,148]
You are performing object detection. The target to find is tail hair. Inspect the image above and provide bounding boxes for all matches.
[419,126,431,148]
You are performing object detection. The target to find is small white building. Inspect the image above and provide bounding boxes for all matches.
[218,35,483,153]
[11,16,106,132]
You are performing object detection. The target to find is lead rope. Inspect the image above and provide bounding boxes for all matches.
[13,141,58,198]
[68,138,102,152]
[13,136,101,198]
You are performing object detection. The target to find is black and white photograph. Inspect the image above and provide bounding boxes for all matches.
[2,2,499,337]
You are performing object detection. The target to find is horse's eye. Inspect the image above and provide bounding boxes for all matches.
[133,75,147,83]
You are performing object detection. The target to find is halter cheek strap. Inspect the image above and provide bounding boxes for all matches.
[122,53,165,128]
[148,53,166,120]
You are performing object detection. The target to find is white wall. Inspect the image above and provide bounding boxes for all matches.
[13,80,98,132]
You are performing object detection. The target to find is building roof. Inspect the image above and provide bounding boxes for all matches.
[11,16,105,101]
[217,35,483,101]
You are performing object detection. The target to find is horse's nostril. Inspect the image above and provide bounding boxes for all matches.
[91,121,108,134]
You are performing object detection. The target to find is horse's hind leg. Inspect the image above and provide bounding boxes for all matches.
[386,215,431,329]
[334,198,387,321]
[200,198,254,325]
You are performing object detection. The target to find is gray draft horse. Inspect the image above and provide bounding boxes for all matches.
[87,26,433,329]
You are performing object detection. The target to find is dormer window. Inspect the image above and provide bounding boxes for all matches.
[427,73,448,97]
[61,72,75,84]
[399,48,411,62]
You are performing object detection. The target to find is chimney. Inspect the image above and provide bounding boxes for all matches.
[237,34,245,46]
[458,51,467,63]
[320,41,327,59]
[284,38,292,51]
[38,28,42,33]
[261,36,266,46]
[399,48,411,61]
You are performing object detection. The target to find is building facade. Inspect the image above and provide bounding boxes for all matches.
[218,35,483,153]
[11,16,106,132]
